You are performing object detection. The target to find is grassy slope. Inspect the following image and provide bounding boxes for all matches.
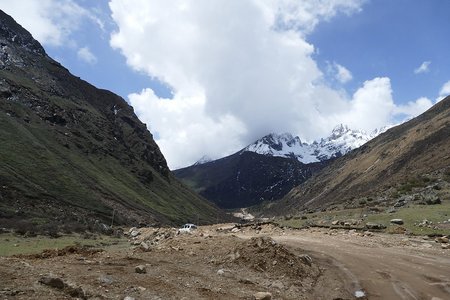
[0,105,220,226]
[0,21,222,228]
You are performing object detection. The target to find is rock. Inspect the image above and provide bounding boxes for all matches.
[331,220,339,225]
[238,278,254,284]
[366,222,386,230]
[217,269,225,276]
[270,280,284,290]
[140,241,150,251]
[130,230,140,237]
[252,292,272,300]
[65,284,86,298]
[135,265,147,274]
[390,219,404,225]
[363,231,373,236]
[124,297,135,300]
[435,236,449,243]
[39,275,65,289]
[231,227,240,233]
[442,244,450,249]
[298,254,312,266]
[98,275,114,285]
[394,201,405,208]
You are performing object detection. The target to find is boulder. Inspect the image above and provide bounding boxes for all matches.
[135,265,147,274]
[435,236,449,243]
[39,275,65,289]
[252,292,272,300]
[130,230,140,237]
[140,242,150,251]
[366,222,386,230]
[390,219,404,225]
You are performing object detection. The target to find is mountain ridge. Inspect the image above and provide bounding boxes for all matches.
[0,10,222,232]
[267,96,450,215]
[242,124,389,164]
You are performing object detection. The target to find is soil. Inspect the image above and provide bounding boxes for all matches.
[0,224,449,299]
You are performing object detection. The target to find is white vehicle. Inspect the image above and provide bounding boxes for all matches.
[178,223,197,234]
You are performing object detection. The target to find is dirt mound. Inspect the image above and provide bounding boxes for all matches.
[231,237,320,279]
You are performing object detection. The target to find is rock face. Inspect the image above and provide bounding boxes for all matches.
[0,10,221,231]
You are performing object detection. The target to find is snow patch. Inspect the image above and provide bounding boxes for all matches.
[244,124,392,164]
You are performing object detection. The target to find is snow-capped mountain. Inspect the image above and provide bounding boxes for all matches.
[193,155,212,166]
[244,124,389,164]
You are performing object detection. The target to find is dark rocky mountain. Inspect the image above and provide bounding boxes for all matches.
[174,151,327,209]
[0,10,222,232]
[175,125,378,209]
[269,96,450,215]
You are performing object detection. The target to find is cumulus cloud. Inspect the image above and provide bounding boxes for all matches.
[394,97,433,117]
[414,61,431,74]
[77,46,97,64]
[257,0,365,34]
[109,0,432,168]
[0,0,103,46]
[437,80,450,102]
[331,62,353,83]
[129,89,247,168]
[343,77,395,131]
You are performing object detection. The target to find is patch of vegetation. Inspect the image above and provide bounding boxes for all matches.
[366,201,450,235]
[0,233,127,256]
[278,199,450,236]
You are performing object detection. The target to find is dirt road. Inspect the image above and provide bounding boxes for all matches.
[1,225,449,299]
[270,230,450,300]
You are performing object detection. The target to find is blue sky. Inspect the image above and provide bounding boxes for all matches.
[310,0,450,104]
[1,0,449,168]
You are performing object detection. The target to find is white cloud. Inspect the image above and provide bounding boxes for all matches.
[109,0,431,169]
[343,77,395,131]
[0,0,103,46]
[394,97,433,117]
[256,0,365,34]
[436,80,450,102]
[332,62,353,83]
[77,46,97,64]
[414,61,431,74]
[129,89,247,168]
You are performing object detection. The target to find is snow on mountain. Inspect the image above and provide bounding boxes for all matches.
[244,124,390,164]
[193,155,213,166]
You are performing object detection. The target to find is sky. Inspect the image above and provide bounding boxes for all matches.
[1,0,450,169]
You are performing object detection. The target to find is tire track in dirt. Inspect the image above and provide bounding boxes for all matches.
[273,233,450,300]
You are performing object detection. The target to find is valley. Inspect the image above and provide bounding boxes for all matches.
[1,7,450,300]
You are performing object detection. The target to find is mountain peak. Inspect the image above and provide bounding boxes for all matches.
[0,10,46,56]
[331,124,351,138]
[193,155,212,166]
[244,124,386,164]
